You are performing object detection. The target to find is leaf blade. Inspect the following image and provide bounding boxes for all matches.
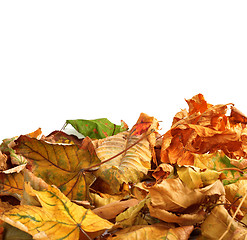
[14,136,101,201]
[1,184,113,240]
[66,118,128,139]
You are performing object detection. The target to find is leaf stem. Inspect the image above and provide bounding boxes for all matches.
[79,226,93,240]
[218,168,244,174]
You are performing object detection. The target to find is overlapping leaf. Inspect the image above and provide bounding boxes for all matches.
[93,113,159,194]
[225,180,247,215]
[193,151,247,185]
[176,165,223,189]
[2,94,247,239]
[201,205,247,239]
[0,171,24,200]
[145,178,225,225]
[66,118,128,139]
[93,131,152,194]
[108,224,194,240]
[14,135,101,201]
[1,184,113,240]
[161,93,247,166]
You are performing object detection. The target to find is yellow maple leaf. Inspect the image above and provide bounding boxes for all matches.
[0,183,113,240]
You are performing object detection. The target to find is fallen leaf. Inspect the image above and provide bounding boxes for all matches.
[185,93,211,115]
[160,132,194,166]
[145,178,225,225]
[0,171,24,200]
[66,118,128,139]
[90,191,128,208]
[2,223,32,240]
[14,135,101,201]
[130,113,159,136]
[176,165,223,189]
[108,223,194,240]
[0,137,27,165]
[0,151,7,171]
[94,131,153,194]
[172,108,188,126]
[115,198,148,227]
[152,163,174,182]
[42,130,83,145]
[26,128,42,139]
[2,164,26,174]
[193,151,247,185]
[200,205,247,240]
[131,182,149,201]
[225,180,247,215]
[230,106,247,124]
[130,113,159,165]
[160,94,246,166]
[93,198,139,220]
[21,169,49,206]
[1,183,113,240]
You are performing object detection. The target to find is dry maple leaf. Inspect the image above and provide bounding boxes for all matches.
[0,183,113,240]
[14,135,101,201]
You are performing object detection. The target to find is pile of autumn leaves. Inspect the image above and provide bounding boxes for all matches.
[1,94,247,240]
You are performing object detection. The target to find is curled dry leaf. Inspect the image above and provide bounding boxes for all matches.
[152,163,174,182]
[42,130,83,145]
[131,182,149,201]
[176,165,223,189]
[0,151,7,171]
[2,164,26,174]
[161,93,247,166]
[21,169,49,206]
[0,137,27,166]
[200,205,247,240]
[115,198,148,228]
[93,198,139,220]
[145,178,225,225]
[94,114,158,194]
[3,95,247,239]
[225,180,247,215]
[108,223,194,240]
[94,131,152,194]
[90,192,129,208]
[193,151,247,185]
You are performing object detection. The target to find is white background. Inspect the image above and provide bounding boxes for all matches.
[0,1,247,139]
